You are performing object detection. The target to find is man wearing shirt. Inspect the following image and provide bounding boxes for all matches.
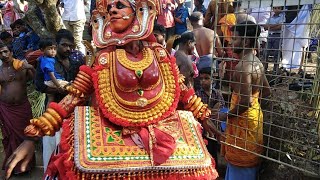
[263,6,285,74]
[60,0,87,54]
[35,29,85,171]
[174,0,189,35]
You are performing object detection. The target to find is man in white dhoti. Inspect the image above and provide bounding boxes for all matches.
[281,5,312,69]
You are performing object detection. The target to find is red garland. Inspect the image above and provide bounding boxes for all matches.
[92,56,181,127]
[79,65,94,76]
[49,102,68,119]
[181,88,195,104]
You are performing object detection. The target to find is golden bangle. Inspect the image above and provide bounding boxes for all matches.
[185,96,197,109]
[77,73,92,84]
[199,104,208,114]
[30,119,46,129]
[47,108,62,125]
[31,119,52,136]
[73,84,87,94]
[193,102,203,117]
[79,71,91,79]
[73,81,89,92]
[189,97,201,112]
[73,79,90,90]
[201,109,211,120]
[43,112,59,131]
[75,76,91,87]
[38,116,55,135]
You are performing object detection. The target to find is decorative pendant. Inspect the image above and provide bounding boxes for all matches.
[135,69,143,78]
[136,98,148,107]
[137,89,144,96]
[116,48,153,71]
[105,31,112,39]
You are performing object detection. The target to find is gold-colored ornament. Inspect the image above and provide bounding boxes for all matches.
[105,31,112,39]
[136,98,148,107]
[158,49,166,57]
[110,52,166,107]
[99,57,108,65]
[132,25,139,33]
[116,48,153,71]
[95,59,177,124]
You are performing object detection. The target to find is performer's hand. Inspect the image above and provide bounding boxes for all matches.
[5,140,35,180]
[203,119,224,142]
[212,111,227,121]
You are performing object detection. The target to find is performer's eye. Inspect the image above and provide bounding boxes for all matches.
[107,5,112,11]
[116,1,128,9]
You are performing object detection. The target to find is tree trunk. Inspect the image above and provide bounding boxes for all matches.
[13,0,64,38]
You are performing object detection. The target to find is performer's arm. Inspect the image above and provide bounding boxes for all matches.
[178,73,211,121]
[24,65,94,137]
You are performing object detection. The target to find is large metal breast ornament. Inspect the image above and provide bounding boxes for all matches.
[92,0,162,48]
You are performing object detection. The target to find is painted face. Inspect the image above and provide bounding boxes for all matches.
[107,0,135,33]
[0,46,12,63]
[57,38,75,58]
[43,45,57,58]
[231,31,244,54]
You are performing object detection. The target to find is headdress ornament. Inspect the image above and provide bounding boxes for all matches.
[92,0,162,48]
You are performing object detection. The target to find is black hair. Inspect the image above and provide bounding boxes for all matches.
[0,31,12,40]
[0,42,10,51]
[10,19,25,29]
[272,6,284,10]
[153,24,166,36]
[55,29,75,44]
[189,12,203,22]
[230,21,261,48]
[199,67,211,75]
[39,38,56,50]
[196,0,204,5]
[174,31,196,45]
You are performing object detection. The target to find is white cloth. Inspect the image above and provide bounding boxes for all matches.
[249,7,271,42]
[42,131,61,172]
[203,0,210,9]
[61,0,86,21]
[281,5,311,69]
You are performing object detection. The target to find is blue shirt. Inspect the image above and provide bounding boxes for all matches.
[35,50,85,94]
[267,13,285,34]
[12,32,28,60]
[193,5,206,17]
[174,6,189,35]
[40,56,65,81]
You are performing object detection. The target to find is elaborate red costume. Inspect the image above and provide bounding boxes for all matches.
[24,0,218,179]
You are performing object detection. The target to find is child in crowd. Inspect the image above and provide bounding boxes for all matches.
[0,31,13,50]
[39,38,69,103]
[196,66,225,165]
[263,6,284,74]
[10,19,29,60]
[153,24,167,47]
[174,0,189,35]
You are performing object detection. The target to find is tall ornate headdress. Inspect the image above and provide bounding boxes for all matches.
[92,0,162,48]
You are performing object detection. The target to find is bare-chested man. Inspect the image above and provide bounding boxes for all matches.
[213,21,270,180]
[190,12,224,71]
[190,12,224,90]
[0,43,35,175]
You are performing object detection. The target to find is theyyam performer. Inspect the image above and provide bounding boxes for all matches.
[5,0,219,179]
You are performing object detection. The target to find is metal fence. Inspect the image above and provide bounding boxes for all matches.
[206,0,320,176]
